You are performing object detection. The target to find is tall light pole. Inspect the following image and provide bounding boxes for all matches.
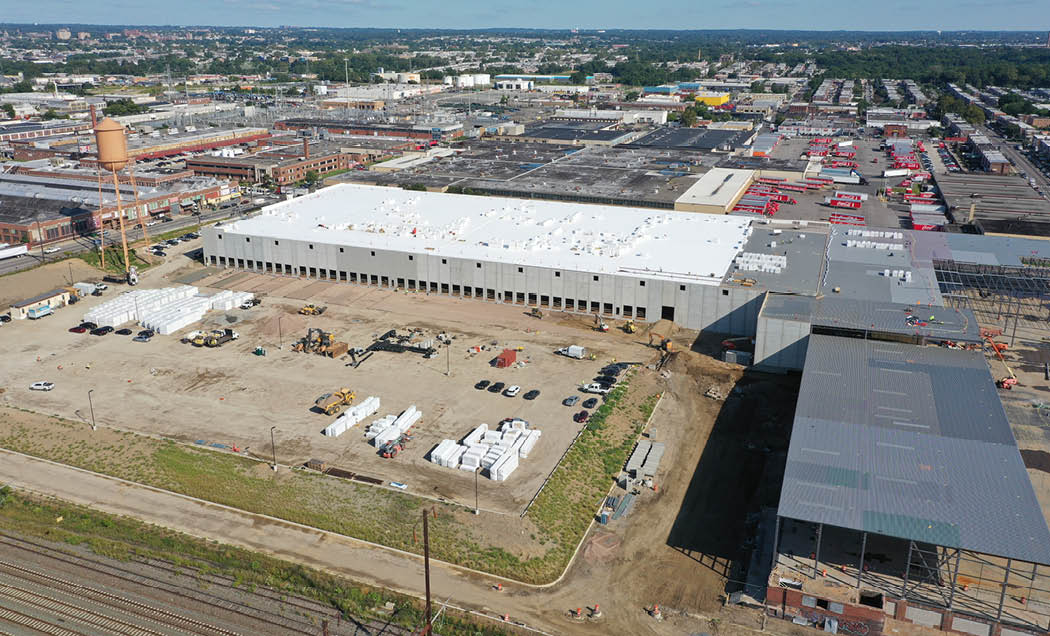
[270,426,277,472]
[87,389,96,431]
[344,58,351,118]
[474,466,480,515]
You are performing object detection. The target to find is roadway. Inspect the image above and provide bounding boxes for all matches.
[977,124,1050,196]
[0,200,266,278]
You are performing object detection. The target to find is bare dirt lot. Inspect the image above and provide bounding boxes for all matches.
[0,252,810,634]
[1,262,657,516]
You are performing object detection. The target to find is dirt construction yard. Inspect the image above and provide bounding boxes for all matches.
[1,257,657,515]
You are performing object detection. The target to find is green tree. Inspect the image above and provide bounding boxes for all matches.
[1,103,14,119]
[103,98,148,116]
[680,106,697,128]
[927,126,943,138]
[749,80,765,93]
[304,169,320,184]
[41,108,65,120]
[624,90,639,102]
[570,70,587,85]
[10,80,33,93]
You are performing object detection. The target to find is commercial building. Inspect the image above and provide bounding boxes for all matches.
[0,120,92,143]
[186,141,369,186]
[0,169,233,238]
[73,127,271,167]
[673,168,754,214]
[694,91,731,107]
[203,184,768,331]
[275,118,463,141]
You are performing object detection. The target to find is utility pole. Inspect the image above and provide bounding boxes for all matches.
[423,509,433,635]
[474,466,480,515]
[87,389,96,431]
[270,426,278,471]
[445,342,450,377]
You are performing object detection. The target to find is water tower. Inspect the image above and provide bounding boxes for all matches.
[93,114,152,284]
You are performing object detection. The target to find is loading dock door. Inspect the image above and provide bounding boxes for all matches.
[661,306,675,322]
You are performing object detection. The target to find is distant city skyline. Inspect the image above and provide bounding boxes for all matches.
[5,0,1050,32]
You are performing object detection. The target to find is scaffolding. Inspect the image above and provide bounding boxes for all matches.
[934,259,1050,345]
[773,518,1050,632]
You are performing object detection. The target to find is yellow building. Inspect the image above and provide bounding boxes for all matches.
[694,91,730,107]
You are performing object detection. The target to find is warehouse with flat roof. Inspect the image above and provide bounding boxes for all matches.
[674,168,755,213]
[202,184,768,332]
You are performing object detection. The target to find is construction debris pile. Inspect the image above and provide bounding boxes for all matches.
[430,418,542,481]
[322,396,380,437]
[293,327,349,358]
[83,286,254,334]
[368,329,438,357]
[366,405,422,447]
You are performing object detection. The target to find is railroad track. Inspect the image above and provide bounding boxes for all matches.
[0,604,89,635]
[0,557,243,636]
[0,533,410,635]
[0,580,168,636]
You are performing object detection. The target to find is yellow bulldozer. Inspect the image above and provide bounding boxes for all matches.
[299,304,327,316]
[315,388,355,416]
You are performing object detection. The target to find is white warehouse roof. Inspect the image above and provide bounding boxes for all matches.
[675,168,755,211]
[217,184,754,284]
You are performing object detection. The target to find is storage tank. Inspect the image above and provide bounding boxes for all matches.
[456,75,475,88]
[94,117,128,173]
[473,74,491,86]
[443,76,454,86]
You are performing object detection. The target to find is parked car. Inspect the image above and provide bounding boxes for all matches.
[488,381,505,394]
[475,380,491,390]
[594,375,618,385]
[43,247,60,254]
[68,326,87,333]
[573,410,589,423]
[115,328,133,335]
[29,381,54,391]
[0,314,10,323]
[504,385,521,397]
[79,322,97,330]
[90,326,114,336]
[133,335,152,343]
[562,395,580,407]
[523,389,540,400]
[582,397,598,409]
[138,329,155,338]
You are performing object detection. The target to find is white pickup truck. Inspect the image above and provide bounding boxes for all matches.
[580,383,610,395]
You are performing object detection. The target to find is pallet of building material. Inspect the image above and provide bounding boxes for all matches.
[612,493,635,521]
[638,442,665,478]
[625,440,652,477]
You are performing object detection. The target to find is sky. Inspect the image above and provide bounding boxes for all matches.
[7,0,1050,31]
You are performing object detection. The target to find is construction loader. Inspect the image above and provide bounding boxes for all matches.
[623,320,637,334]
[315,388,355,416]
[299,304,327,316]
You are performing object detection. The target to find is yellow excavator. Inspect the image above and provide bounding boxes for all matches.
[315,388,355,415]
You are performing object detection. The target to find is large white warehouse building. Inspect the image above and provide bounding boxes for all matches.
[202,184,778,332]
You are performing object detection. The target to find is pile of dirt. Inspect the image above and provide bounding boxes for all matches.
[1022,449,1050,474]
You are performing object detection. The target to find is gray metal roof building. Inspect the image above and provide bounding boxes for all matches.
[779,335,1050,565]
